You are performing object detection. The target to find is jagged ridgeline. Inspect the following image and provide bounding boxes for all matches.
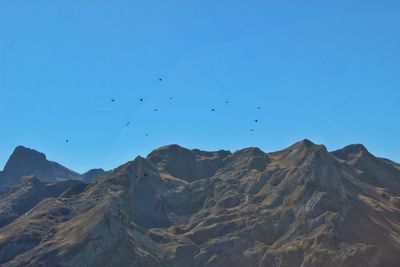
[0,140,400,267]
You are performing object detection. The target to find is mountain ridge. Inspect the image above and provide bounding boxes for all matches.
[0,140,399,266]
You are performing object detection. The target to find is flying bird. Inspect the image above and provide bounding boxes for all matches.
[211,108,215,112]
[145,133,149,137]
[154,108,158,112]
[169,97,173,100]
[139,98,144,102]
[159,78,162,81]
[257,106,261,110]
[65,139,69,142]
[251,129,254,132]
[225,101,229,104]
[111,99,116,102]
[254,119,259,122]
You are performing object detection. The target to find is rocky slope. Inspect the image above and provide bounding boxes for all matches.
[0,146,106,190]
[0,140,399,266]
[0,176,86,228]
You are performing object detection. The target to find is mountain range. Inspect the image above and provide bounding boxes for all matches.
[0,140,399,266]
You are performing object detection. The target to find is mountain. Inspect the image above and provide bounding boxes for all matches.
[81,168,108,183]
[332,144,400,190]
[0,140,399,266]
[0,146,81,190]
[0,146,106,190]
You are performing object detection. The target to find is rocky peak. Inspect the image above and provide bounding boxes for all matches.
[231,147,265,157]
[0,146,81,190]
[331,144,369,161]
[268,139,323,167]
[224,147,270,172]
[81,168,107,182]
[332,144,400,189]
[0,146,55,189]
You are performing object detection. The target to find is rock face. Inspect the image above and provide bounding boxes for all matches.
[0,140,400,267]
[0,146,81,190]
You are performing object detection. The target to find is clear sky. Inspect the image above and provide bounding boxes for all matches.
[1,1,400,173]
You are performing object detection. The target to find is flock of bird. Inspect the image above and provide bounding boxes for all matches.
[65,78,261,143]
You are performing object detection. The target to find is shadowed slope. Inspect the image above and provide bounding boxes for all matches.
[0,176,85,229]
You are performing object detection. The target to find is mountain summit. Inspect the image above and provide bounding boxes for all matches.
[0,146,81,190]
[0,146,106,190]
[0,140,399,267]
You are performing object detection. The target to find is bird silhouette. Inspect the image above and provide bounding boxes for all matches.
[111,99,116,102]
[225,101,229,104]
[254,119,258,122]
[159,78,162,81]
[251,129,254,132]
[145,133,149,137]
[169,97,173,100]
[154,108,158,112]
[211,108,215,112]
[139,98,143,102]
[257,106,261,110]
[65,139,69,142]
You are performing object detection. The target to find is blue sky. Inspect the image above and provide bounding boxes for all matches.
[1,1,400,172]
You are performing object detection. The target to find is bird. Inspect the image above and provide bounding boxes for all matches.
[159,78,162,81]
[139,98,144,102]
[65,139,69,142]
[154,108,158,112]
[254,119,259,122]
[145,133,149,137]
[211,108,215,112]
[169,97,173,100]
[225,101,229,104]
[251,129,254,132]
[111,98,116,102]
[126,122,131,126]
[257,106,261,110]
